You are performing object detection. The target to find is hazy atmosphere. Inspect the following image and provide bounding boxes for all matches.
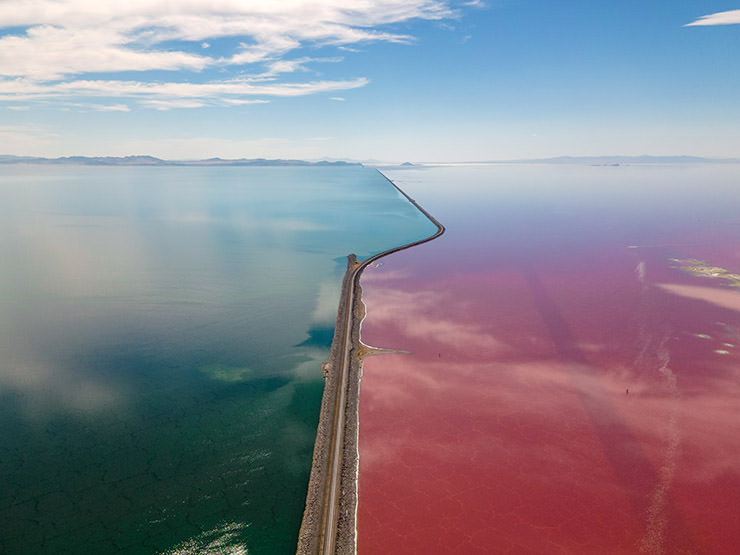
[1,1,739,161]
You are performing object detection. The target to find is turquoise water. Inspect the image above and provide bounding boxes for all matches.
[0,165,437,554]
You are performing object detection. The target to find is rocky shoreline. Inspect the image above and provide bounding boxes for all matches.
[296,254,362,554]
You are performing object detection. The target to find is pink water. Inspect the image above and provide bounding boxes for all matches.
[357,165,740,554]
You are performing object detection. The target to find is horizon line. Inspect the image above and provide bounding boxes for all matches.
[2,154,739,167]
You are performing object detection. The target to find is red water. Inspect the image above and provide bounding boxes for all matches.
[356,166,740,554]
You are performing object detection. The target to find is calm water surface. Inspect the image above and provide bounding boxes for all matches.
[0,165,437,554]
[358,164,740,554]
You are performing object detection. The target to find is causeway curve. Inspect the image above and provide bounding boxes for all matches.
[296,171,445,555]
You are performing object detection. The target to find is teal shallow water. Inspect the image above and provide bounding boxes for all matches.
[0,165,437,554]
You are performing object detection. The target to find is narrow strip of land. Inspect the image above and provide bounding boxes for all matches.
[297,172,444,554]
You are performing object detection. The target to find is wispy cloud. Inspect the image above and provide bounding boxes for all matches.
[61,102,132,112]
[140,99,207,111]
[0,76,370,107]
[0,0,460,109]
[685,10,740,27]
[221,98,271,106]
[91,103,131,112]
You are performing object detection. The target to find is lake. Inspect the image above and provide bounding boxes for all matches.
[357,163,740,554]
[0,165,437,554]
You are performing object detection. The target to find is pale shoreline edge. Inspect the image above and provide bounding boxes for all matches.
[296,171,445,554]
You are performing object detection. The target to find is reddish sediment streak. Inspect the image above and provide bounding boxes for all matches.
[356,166,740,554]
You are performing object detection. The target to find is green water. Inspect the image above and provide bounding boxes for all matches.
[0,165,437,554]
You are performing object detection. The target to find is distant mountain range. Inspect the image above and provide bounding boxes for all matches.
[1,154,738,167]
[469,155,740,165]
[0,155,361,167]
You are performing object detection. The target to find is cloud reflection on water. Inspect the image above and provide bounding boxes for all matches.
[359,262,740,552]
[357,164,740,554]
[0,165,441,554]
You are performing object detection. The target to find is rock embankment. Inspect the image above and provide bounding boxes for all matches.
[297,171,446,555]
[296,254,360,555]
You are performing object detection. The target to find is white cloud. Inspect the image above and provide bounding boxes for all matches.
[220,98,271,106]
[0,0,459,109]
[258,56,343,78]
[0,76,370,109]
[140,99,207,111]
[685,10,740,27]
[0,25,210,81]
[60,102,132,112]
[93,103,131,112]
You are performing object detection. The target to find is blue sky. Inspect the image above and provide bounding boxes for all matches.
[1,1,739,162]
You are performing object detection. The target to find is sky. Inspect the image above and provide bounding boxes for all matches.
[0,1,739,162]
